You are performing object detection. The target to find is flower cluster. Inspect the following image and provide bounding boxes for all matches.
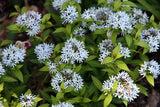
[132,8,149,26]
[60,5,78,24]
[52,102,74,107]
[81,6,149,34]
[102,71,139,102]
[47,61,58,74]
[51,69,83,92]
[52,0,81,10]
[98,40,131,63]
[60,38,89,64]
[19,94,36,107]
[118,43,131,58]
[82,7,113,31]
[98,39,114,64]
[139,60,160,79]
[1,44,26,67]
[0,63,5,77]
[73,27,86,37]
[34,43,54,62]
[16,11,42,36]
[107,11,133,33]
[141,27,160,52]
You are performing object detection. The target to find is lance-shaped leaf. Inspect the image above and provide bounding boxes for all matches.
[115,60,130,72]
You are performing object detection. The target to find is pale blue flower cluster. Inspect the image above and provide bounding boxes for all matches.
[141,27,160,52]
[1,44,26,67]
[139,60,160,79]
[60,38,89,64]
[34,43,54,62]
[103,71,139,102]
[52,0,81,10]
[60,5,78,24]
[98,39,114,64]
[73,27,86,37]
[20,94,36,107]
[98,40,131,64]
[16,11,42,36]
[51,69,83,92]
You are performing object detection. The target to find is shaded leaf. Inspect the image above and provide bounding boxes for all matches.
[91,75,102,91]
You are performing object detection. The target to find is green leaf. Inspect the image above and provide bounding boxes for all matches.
[14,5,20,12]
[34,36,43,41]
[14,70,23,82]
[115,60,130,72]
[129,67,139,81]
[111,30,118,46]
[16,65,23,69]
[21,6,27,14]
[67,96,82,104]
[16,103,22,107]
[7,24,19,31]
[98,94,106,101]
[0,40,12,47]
[135,24,143,39]
[114,1,122,11]
[75,4,81,14]
[38,104,49,107]
[39,65,50,72]
[112,45,120,58]
[40,90,51,103]
[62,1,69,10]
[74,64,82,73]
[0,83,4,93]
[111,81,118,94]
[125,35,132,48]
[2,99,9,107]
[94,29,106,35]
[137,84,148,96]
[65,87,75,93]
[115,54,123,59]
[66,24,72,34]
[102,68,115,74]
[54,43,63,54]
[1,76,17,82]
[122,99,128,107]
[85,55,97,62]
[134,40,150,49]
[150,15,154,23]
[98,0,106,5]
[108,104,117,107]
[60,81,65,90]
[53,27,67,34]
[42,13,51,23]
[51,95,58,105]
[146,75,154,86]
[25,89,31,95]
[104,94,113,107]
[103,57,114,64]
[35,97,42,102]
[56,92,64,100]
[139,54,149,61]
[91,75,102,91]
[82,98,91,103]
[9,12,19,17]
